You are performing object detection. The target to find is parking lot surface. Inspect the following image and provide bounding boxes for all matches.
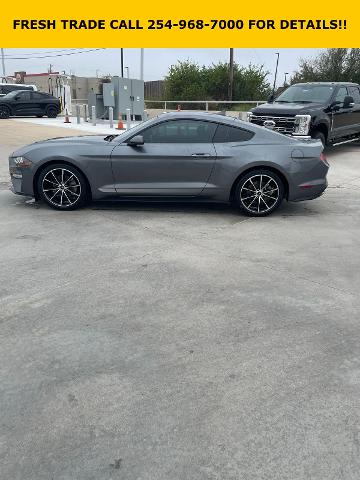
[1,119,360,480]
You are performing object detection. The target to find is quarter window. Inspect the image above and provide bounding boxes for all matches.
[213,124,254,142]
[141,120,217,143]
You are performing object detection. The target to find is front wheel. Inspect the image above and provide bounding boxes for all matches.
[38,164,88,210]
[235,169,284,217]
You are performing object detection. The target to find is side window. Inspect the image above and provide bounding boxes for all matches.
[213,124,254,143]
[141,120,217,143]
[17,91,31,100]
[349,86,360,103]
[334,87,348,104]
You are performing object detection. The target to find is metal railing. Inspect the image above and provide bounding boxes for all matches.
[145,100,266,111]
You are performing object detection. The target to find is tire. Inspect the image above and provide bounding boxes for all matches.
[235,169,284,217]
[37,163,88,211]
[46,106,58,118]
[0,105,10,119]
[311,131,326,148]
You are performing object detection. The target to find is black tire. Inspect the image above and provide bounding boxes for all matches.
[46,106,58,118]
[37,163,88,211]
[235,169,284,217]
[0,105,10,119]
[311,131,326,148]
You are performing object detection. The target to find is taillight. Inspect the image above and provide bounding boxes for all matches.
[320,152,329,166]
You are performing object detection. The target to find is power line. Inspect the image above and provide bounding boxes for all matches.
[2,48,86,58]
[4,49,105,60]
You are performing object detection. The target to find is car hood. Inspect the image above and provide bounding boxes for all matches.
[251,102,322,115]
[11,135,114,157]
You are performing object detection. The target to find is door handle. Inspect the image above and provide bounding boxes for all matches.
[191,153,211,157]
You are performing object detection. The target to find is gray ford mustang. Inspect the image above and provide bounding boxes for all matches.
[8,112,329,216]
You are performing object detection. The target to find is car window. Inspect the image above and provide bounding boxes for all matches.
[15,91,31,100]
[213,124,254,142]
[334,87,348,104]
[349,86,360,103]
[141,120,217,143]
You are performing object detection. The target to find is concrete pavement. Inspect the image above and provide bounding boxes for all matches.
[1,119,360,479]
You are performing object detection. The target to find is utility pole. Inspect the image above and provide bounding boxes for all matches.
[1,48,6,79]
[140,48,144,81]
[272,52,280,96]
[228,48,234,101]
[120,48,124,78]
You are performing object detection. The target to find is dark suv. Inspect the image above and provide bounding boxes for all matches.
[248,82,360,146]
[0,90,61,119]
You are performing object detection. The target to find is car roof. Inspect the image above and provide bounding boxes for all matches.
[155,111,245,125]
[293,82,358,86]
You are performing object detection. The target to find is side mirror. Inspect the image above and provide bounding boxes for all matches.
[127,135,144,146]
[343,95,354,108]
[15,96,20,100]
[267,94,274,103]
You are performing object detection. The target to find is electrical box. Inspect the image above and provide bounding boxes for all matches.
[89,77,145,120]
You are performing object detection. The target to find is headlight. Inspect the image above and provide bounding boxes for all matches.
[246,112,253,122]
[294,115,311,135]
[11,156,32,167]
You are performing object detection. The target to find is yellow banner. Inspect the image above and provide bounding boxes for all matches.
[1,1,357,47]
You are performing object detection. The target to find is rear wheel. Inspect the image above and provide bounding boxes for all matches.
[38,163,88,210]
[235,169,284,217]
[46,106,58,118]
[0,105,10,119]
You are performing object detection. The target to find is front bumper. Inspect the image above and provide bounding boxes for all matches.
[8,157,35,196]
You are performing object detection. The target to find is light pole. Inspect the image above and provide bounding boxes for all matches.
[272,52,280,96]
[228,48,234,101]
[120,48,124,78]
[140,48,144,81]
[1,48,6,79]
[284,72,289,86]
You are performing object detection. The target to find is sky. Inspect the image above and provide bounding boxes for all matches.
[1,48,322,86]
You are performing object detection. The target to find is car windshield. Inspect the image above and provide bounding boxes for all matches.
[275,85,335,103]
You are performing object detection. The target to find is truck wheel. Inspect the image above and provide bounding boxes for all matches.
[0,106,10,119]
[312,131,326,148]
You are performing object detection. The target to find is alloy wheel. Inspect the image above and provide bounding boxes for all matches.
[240,174,280,214]
[41,168,82,208]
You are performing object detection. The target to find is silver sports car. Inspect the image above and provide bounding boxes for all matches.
[8,112,329,216]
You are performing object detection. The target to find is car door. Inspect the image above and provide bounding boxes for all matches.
[30,91,46,115]
[331,86,358,138]
[12,91,34,116]
[348,86,360,134]
[110,119,217,196]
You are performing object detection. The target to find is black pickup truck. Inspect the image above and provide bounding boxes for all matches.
[248,82,360,146]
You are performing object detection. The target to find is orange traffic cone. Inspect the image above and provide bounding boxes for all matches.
[116,118,125,130]
[177,104,181,111]
[64,109,71,123]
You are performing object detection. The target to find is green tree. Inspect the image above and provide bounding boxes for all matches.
[164,60,206,100]
[164,60,270,103]
[291,49,360,84]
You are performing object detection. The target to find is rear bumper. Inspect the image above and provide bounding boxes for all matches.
[289,178,328,202]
